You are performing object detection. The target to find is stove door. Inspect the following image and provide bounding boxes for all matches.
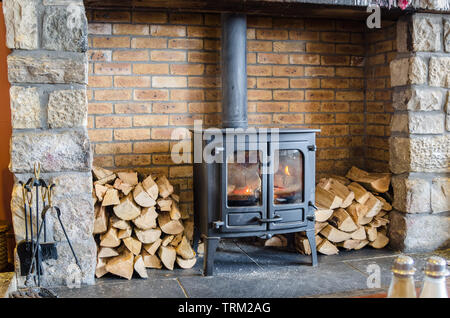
[220,141,268,233]
[267,141,311,230]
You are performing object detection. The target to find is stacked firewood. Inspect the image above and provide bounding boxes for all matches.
[295,166,392,256]
[92,166,196,280]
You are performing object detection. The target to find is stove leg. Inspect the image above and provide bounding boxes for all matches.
[306,230,318,267]
[203,236,220,276]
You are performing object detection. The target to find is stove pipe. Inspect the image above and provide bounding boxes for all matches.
[221,13,248,129]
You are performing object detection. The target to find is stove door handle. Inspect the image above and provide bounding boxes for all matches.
[256,216,283,223]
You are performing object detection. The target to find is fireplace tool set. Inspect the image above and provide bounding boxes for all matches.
[16,163,80,290]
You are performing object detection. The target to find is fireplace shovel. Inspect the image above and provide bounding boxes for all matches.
[17,181,36,276]
[37,182,57,261]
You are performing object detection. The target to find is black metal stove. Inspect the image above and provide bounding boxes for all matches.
[192,13,319,275]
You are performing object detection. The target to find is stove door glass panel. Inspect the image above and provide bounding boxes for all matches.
[227,150,262,207]
[273,149,303,205]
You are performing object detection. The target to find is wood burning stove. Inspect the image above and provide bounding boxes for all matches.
[192,13,319,275]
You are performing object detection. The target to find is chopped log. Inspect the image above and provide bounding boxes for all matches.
[93,205,108,234]
[329,175,351,186]
[378,210,388,218]
[265,235,287,247]
[156,175,174,198]
[123,237,142,255]
[315,186,343,210]
[141,249,162,269]
[375,196,392,211]
[317,238,339,255]
[106,251,134,280]
[142,175,159,200]
[347,182,370,204]
[370,216,389,228]
[143,238,162,255]
[328,208,358,233]
[92,191,97,206]
[135,227,162,244]
[365,226,378,242]
[113,194,141,220]
[158,212,184,235]
[176,256,197,269]
[95,184,108,202]
[170,233,183,247]
[369,232,389,249]
[346,166,391,193]
[338,239,364,250]
[95,173,116,186]
[110,215,130,230]
[93,166,114,180]
[133,255,148,279]
[176,236,195,259]
[133,207,158,230]
[294,233,311,255]
[117,227,132,239]
[315,235,323,246]
[161,235,174,247]
[323,178,355,208]
[133,183,156,208]
[314,207,333,222]
[354,239,370,250]
[171,193,180,203]
[315,221,328,235]
[98,247,119,258]
[113,178,133,196]
[117,171,138,186]
[157,198,172,212]
[158,246,176,270]
[350,226,367,240]
[102,188,120,206]
[95,257,108,278]
[320,224,351,243]
[170,202,181,220]
[100,226,121,248]
[363,193,383,218]
[346,202,372,225]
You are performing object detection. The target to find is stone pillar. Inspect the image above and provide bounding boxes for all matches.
[3,0,95,286]
[388,11,450,252]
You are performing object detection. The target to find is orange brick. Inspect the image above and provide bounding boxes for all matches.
[248,77,256,88]
[321,102,350,112]
[170,64,204,75]
[306,90,334,100]
[112,50,149,61]
[114,76,150,87]
[256,29,288,40]
[272,66,304,77]
[290,78,320,88]
[134,115,169,126]
[289,54,320,65]
[319,125,349,136]
[305,19,335,31]
[351,125,365,135]
[321,55,350,66]
[336,44,365,55]
[188,52,218,63]
[131,38,167,49]
[305,67,334,77]
[247,29,256,40]
[133,63,169,75]
[247,53,256,64]
[169,166,193,178]
[188,77,220,88]
[93,11,131,23]
[248,114,272,125]
[335,91,364,101]
[151,50,186,62]
[113,24,148,35]
[247,89,272,101]
[115,154,151,166]
[335,67,364,78]
[88,103,113,114]
[132,12,167,24]
[93,155,114,167]
[248,65,272,76]
[273,41,305,53]
[115,103,151,114]
[153,102,187,113]
[257,78,289,89]
[114,128,150,141]
[205,65,220,75]
[168,38,203,49]
[247,16,273,28]
[246,41,274,54]
[336,113,365,124]
[94,63,131,75]
[289,30,319,41]
[134,141,170,153]
[96,115,132,128]
[88,129,112,142]
[367,113,391,125]
[169,114,203,125]
[89,23,112,35]
[205,90,220,101]
[152,76,187,88]
[134,89,169,101]
[257,102,288,113]
[290,102,320,112]
[170,89,204,101]
[367,125,385,136]
[306,43,335,53]
[169,13,203,24]
[316,137,335,148]
[204,39,220,50]
[152,154,178,165]
[151,128,191,140]
[189,102,220,113]
[92,37,130,48]
[273,90,304,101]
[88,116,94,128]
[321,78,349,89]
[318,148,349,160]
[95,89,132,101]
[305,113,335,124]
[273,114,304,124]
[257,53,288,64]
[351,101,365,113]
[187,26,220,38]
[179,190,194,201]
[88,76,112,88]
[204,113,220,125]
[88,50,111,61]
[151,25,186,37]
[95,142,132,154]
[321,32,350,43]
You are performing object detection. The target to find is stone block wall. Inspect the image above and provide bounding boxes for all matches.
[388,12,450,252]
[3,0,95,286]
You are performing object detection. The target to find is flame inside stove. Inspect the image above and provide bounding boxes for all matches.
[284,165,291,176]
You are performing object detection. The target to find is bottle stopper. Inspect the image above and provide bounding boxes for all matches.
[424,256,449,278]
[392,255,416,276]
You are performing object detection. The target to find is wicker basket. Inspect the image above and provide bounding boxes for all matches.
[0,221,8,272]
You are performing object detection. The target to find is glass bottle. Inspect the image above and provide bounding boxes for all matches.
[387,255,417,298]
[419,256,449,298]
